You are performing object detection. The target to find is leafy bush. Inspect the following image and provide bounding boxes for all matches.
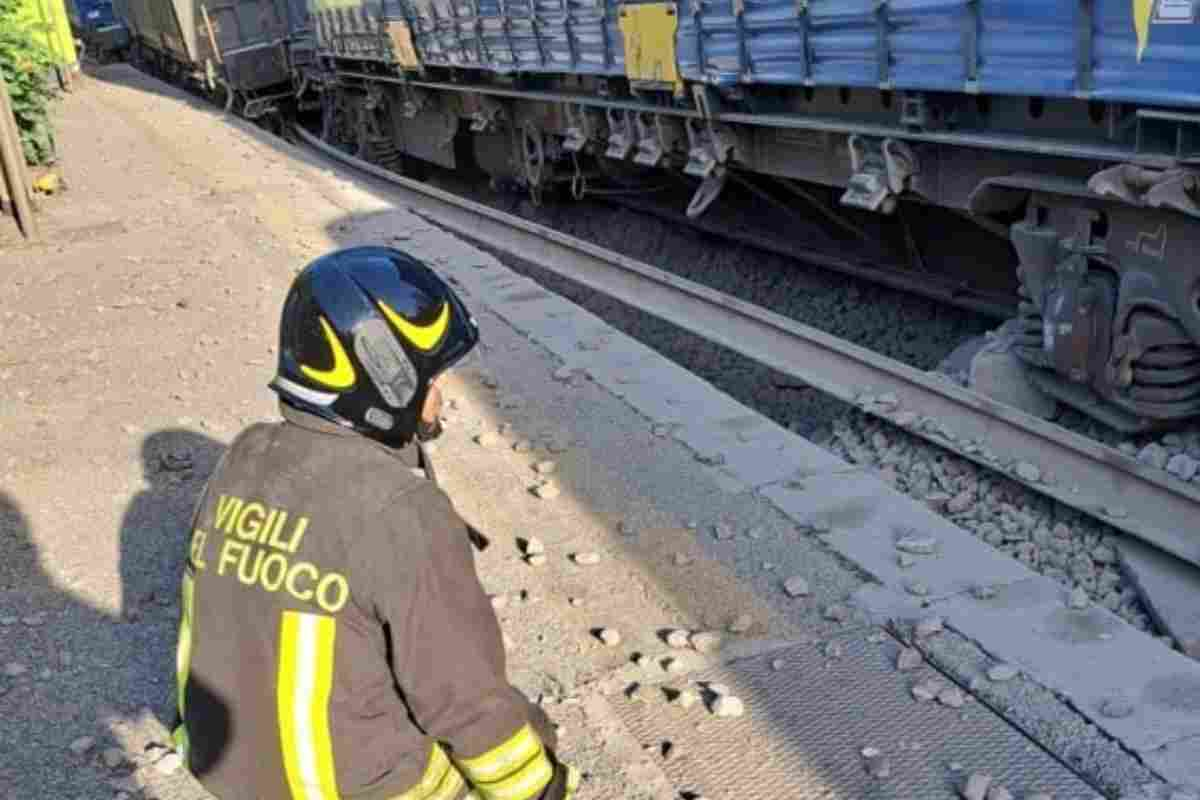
[0,0,59,165]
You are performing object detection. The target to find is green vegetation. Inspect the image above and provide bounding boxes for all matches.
[0,0,59,165]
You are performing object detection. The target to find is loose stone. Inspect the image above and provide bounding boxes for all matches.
[68,736,96,756]
[864,753,892,779]
[513,439,534,453]
[710,695,745,718]
[783,576,812,597]
[155,752,183,775]
[972,584,997,600]
[911,682,939,702]
[1167,454,1199,481]
[896,534,939,554]
[987,664,1019,683]
[898,554,916,568]
[1068,586,1089,609]
[475,431,502,448]
[823,641,845,659]
[690,631,724,654]
[523,537,545,556]
[1100,697,1135,719]
[572,551,602,566]
[663,657,688,675]
[728,614,753,634]
[1014,462,1042,483]
[533,460,557,475]
[490,594,508,610]
[1138,443,1170,470]
[102,748,126,769]
[896,648,923,672]
[771,659,785,671]
[666,629,691,649]
[674,688,700,709]
[985,786,1013,800]
[532,482,561,500]
[526,554,547,567]
[962,772,993,800]
[597,628,622,647]
[3,663,26,678]
[938,687,966,708]
[824,604,850,623]
[673,552,693,567]
[712,523,735,541]
[906,580,931,597]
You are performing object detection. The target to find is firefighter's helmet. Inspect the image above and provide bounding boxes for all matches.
[270,246,479,445]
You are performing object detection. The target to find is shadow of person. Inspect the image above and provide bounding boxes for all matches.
[117,429,226,628]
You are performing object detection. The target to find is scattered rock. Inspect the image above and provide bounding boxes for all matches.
[897,554,916,568]
[1091,545,1116,564]
[906,580,931,597]
[1100,696,1136,719]
[728,614,754,634]
[3,663,26,678]
[783,576,811,597]
[937,687,966,708]
[1138,443,1170,470]
[1068,586,1089,609]
[986,664,1019,683]
[1167,454,1199,481]
[475,431,502,448]
[663,656,688,675]
[651,424,671,438]
[896,648,923,672]
[896,534,938,554]
[823,604,850,623]
[822,641,845,659]
[712,523,735,541]
[672,552,693,567]
[710,695,745,718]
[532,482,561,500]
[512,439,534,453]
[572,551,602,566]
[911,682,939,702]
[690,631,724,654]
[863,752,892,779]
[597,628,622,647]
[503,633,515,651]
[985,787,1013,800]
[666,629,691,649]
[489,594,508,610]
[552,367,574,381]
[154,751,183,775]
[972,584,997,600]
[523,537,545,556]
[771,659,785,671]
[962,772,993,800]
[915,617,944,638]
[1014,462,1042,483]
[22,613,45,626]
[526,554,547,567]
[101,747,126,769]
[533,460,557,475]
[68,736,96,756]
[947,489,977,514]
[673,688,700,709]
[1025,794,1053,800]
[568,597,584,608]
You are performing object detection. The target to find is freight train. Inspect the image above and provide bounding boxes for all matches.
[111,0,1200,434]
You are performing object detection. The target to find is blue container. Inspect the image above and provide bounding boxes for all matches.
[675,0,1200,109]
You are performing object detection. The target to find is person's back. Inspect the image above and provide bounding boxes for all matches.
[174,246,577,800]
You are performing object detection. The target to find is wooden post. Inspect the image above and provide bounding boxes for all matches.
[0,73,38,241]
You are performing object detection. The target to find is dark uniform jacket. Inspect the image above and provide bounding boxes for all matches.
[174,404,571,800]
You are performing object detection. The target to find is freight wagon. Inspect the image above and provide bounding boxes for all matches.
[113,0,307,111]
[133,0,1200,433]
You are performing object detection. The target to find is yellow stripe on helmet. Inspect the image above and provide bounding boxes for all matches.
[300,316,356,390]
[378,300,450,352]
[278,611,341,800]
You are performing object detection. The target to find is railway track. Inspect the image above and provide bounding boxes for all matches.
[292,122,1200,572]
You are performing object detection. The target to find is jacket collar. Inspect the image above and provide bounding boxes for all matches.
[279,402,427,473]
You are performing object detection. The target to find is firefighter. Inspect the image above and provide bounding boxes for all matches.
[173,246,579,800]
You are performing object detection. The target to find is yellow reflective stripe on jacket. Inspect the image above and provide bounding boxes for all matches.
[175,572,195,719]
[389,743,467,800]
[563,765,580,799]
[278,611,340,800]
[454,724,553,800]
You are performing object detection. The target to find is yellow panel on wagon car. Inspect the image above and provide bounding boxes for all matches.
[618,3,682,93]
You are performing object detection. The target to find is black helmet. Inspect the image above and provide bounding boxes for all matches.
[270,246,479,445]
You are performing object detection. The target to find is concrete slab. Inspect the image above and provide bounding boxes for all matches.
[609,630,1097,800]
[936,578,1200,761]
[1118,538,1200,660]
[1142,735,1200,789]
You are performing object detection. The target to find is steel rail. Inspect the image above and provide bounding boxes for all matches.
[293,122,1200,569]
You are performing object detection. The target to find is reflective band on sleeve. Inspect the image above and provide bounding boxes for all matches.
[389,743,467,800]
[454,724,553,800]
[563,765,580,800]
[175,572,195,720]
[278,611,340,800]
